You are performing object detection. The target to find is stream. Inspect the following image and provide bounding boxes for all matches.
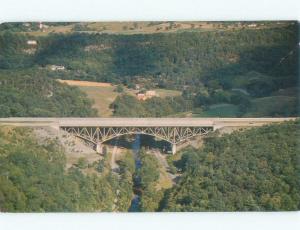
[128,134,142,212]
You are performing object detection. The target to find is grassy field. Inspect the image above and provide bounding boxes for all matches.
[23,22,221,36]
[19,21,284,36]
[21,24,75,36]
[156,168,173,190]
[78,85,118,117]
[65,78,298,118]
[166,111,193,118]
[155,88,181,98]
[72,80,181,117]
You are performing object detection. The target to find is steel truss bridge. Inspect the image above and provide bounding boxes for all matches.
[0,117,296,154]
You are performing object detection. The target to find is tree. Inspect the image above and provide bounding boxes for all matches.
[0,127,136,212]
[77,157,88,169]
[115,84,124,93]
[162,121,300,211]
[133,22,139,29]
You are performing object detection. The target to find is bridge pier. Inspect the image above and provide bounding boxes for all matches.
[172,144,176,155]
[96,142,102,154]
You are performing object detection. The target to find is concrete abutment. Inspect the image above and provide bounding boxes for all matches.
[96,142,102,154]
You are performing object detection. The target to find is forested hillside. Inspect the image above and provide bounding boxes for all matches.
[0,22,299,213]
[0,70,97,117]
[2,23,295,88]
[0,127,134,212]
[0,121,298,211]
[0,21,298,117]
[161,120,300,211]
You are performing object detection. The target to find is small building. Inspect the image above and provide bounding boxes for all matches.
[136,90,157,100]
[27,40,37,45]
[137,93,146,101]
[135,84,140,90]
[50,65,65,71]
[39,22,49,30]
[145,90,156,97]
[248,23,257,28]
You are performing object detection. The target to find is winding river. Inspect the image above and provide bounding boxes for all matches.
[128,134,142,212]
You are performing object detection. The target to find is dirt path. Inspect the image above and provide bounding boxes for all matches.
[152,149,169,169]
[150,149,176,188]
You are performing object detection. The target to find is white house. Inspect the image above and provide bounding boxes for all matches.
[145,90,157,97]
[136,90,157,100]
[27,40,37,45]
[50,65,65,71]
[248,23,257,28]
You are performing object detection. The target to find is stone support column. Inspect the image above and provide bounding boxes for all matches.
[96,142,102,154]
[172,143,177,155]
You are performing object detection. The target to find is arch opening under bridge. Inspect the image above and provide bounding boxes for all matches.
[61,126,214,154]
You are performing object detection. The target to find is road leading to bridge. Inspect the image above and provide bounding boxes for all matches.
[0,117,296,128]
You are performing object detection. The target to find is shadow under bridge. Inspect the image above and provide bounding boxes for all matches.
[60,125,214,154]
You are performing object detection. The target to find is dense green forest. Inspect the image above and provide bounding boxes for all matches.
[0,22,298,117]
[12,23,297,87]
[0,70,97,117]
[0,121,299,211]
[161,120,300,211]
[0,22,299,212]
[0,126,134,212]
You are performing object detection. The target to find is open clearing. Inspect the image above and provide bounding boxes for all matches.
[59,80,181,117]
[23,22,232,36]
[151,149,174,190]
[78,85,118,117]
[22,22,287,37]
[58,79,112,87]
[59,79,117,117]
[155,88,181,98]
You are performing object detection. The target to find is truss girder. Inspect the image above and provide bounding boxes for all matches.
[61,126,213,145]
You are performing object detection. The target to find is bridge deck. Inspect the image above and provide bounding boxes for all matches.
[0,117,296,128]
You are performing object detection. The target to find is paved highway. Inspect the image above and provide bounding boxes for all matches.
[0,117,296,129]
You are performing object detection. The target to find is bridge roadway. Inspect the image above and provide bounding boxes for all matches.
[0,117,296,154]
[0,117,295,128]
